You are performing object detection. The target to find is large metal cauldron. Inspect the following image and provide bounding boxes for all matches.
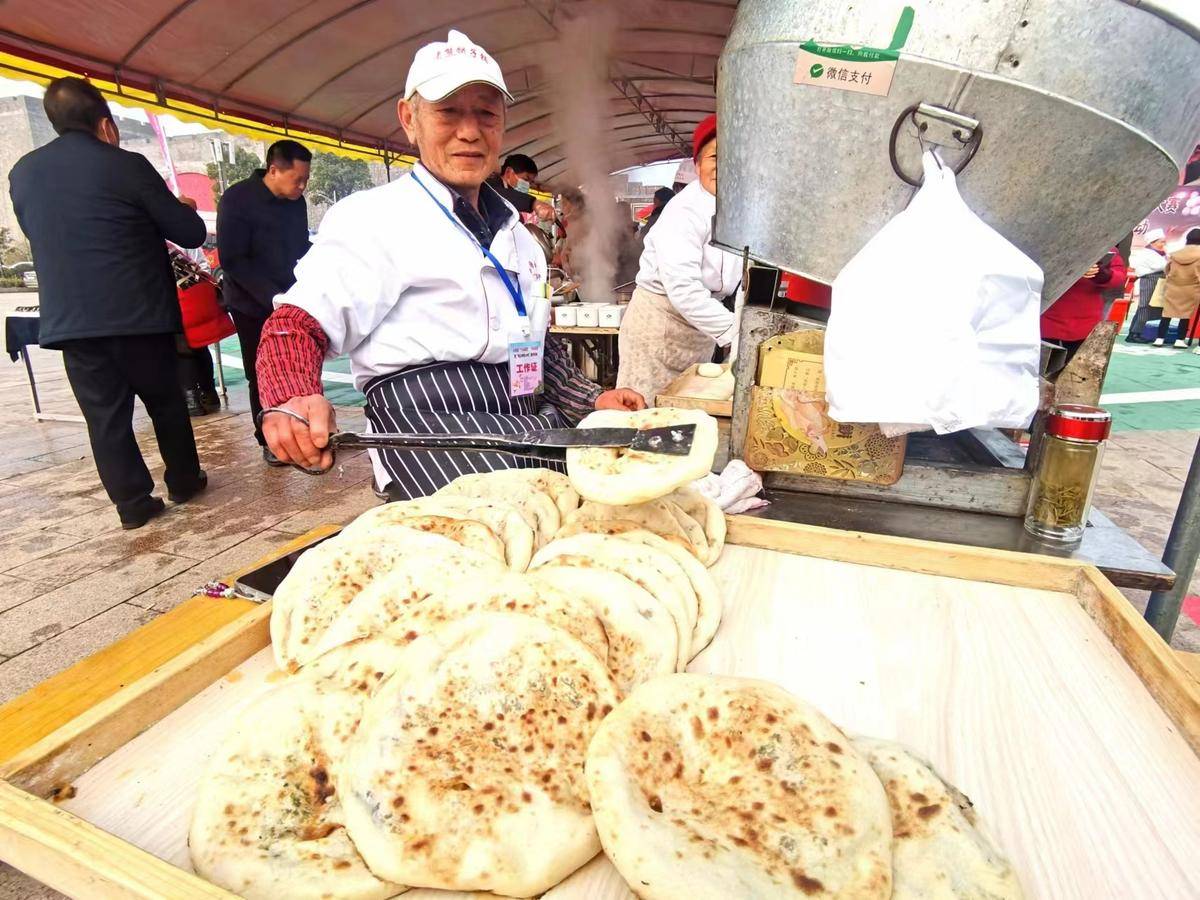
[716,0,1200,303]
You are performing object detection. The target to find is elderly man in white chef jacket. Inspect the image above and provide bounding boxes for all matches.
[254,30,644,499]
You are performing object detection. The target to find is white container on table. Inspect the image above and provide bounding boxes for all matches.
[577,304,600,327]
[599,305,625,328]
[554,304,579,327]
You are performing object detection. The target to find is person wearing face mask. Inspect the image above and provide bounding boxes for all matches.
[616,114,743,405]
[487,153,539,216]
[217,140,313,462]
[9,76,209,528]
[253,30,644,498]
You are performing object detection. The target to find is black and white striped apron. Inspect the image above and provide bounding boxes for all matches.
[364,360,566,499]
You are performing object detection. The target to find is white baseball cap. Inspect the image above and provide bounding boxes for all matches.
[1144,228,1165,243]
[404,30,513,103]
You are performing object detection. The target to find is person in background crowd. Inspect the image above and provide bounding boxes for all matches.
[1160,227,1200,350]
[1130,229,1167,277]
[174,197,221,416]
[617,114,743,404]
[487,153,538,216]
[1040,247,1127,362]
[217,139,312,464]
[613,201,642,288]
[252,29,642,497]
[553,187,585,277]
[1126,228,1167,343]
[640,187,675,236]
[9,77,208,528]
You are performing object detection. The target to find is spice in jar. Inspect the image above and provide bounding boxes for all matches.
[1024,405,1111,543]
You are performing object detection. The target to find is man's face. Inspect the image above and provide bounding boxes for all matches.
[267,161,310,201]
[698,137,718,196]
[502,166,535,190]
[399,84,504,194]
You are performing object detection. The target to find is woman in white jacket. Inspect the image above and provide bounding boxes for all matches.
[617,114,742,404]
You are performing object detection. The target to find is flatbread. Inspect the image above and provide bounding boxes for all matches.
[585,674,893,900]
[309,545,505,658]
[444,468,580,519]
[661,497,710,562]
[342,613,619,897]
[561,499,696,556]
[270,527,459,672]
[189,681,404,900]
[530,534,694,671]
[532,565,678,695]
[295,636,411,760]
[568,408,719,505]
[436,476,561,547]
[854,738,1023,900]
[551,521,722,660]
[362,571,609,666]
[341,496,535,571]
[359,514,504,563]
[667,485,726,566]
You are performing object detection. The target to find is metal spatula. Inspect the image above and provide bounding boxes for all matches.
[331,424,693,459]
[289,424,696,474]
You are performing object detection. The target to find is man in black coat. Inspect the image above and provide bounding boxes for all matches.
[486,153,538,216]
[9,77,209,529]
[217,140,311,463]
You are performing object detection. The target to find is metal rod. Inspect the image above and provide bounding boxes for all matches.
[21,347,42,415]
[1145,435,1200,641]
[212,343,227,401]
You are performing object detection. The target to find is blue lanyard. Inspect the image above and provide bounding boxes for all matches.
[411,172,527,319]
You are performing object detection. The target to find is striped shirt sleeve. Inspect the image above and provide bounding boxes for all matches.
[256,304,331,409]
[542,335,603,425]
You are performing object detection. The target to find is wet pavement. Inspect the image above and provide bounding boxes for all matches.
[0,294,1198,895]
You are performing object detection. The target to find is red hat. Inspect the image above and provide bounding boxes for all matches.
[692,114,717,161]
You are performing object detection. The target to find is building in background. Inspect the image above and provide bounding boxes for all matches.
[0,92,397,243]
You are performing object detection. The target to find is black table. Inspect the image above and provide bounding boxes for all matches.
[4,312,85,424]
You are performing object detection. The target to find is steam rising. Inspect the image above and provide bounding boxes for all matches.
[551,5,620,302]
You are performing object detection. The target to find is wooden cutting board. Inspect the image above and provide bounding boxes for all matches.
[655,364,733,417]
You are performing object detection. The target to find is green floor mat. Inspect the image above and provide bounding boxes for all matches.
[215,336,365,408]
[1102,328,1200,432]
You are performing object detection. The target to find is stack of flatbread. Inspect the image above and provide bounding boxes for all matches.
[196,457,734,897]
[193,413,1023,898]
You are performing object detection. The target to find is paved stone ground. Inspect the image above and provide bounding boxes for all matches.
[0,295,1197,894]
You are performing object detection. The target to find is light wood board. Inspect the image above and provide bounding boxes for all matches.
[51,544,1200,899]
[655,363,733,417]
[549,326,620,336]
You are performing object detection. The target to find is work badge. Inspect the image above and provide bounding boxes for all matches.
[508,333,543,397]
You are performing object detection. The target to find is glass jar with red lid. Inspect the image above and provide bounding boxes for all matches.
[1024,405,1112,544]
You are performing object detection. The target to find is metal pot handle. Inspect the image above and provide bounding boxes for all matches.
[888,103,983,187]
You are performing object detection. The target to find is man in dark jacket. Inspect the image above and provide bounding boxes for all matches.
[486,153,538,216]
[640,187,674,236]
[217,140,311,462]
[9,77,208,529]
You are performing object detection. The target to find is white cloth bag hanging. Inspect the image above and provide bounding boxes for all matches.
[824,152,1043,434]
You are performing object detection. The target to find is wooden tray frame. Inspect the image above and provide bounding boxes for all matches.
[655,364,733,418]
[0,518,1197,899]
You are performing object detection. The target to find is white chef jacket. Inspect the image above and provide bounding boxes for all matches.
[635,179,742,344]
[275,163,548,391]
[1129,246,1166,277]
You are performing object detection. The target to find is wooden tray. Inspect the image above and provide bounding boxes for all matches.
[2,520,1199,899]
[655,363,734,417]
